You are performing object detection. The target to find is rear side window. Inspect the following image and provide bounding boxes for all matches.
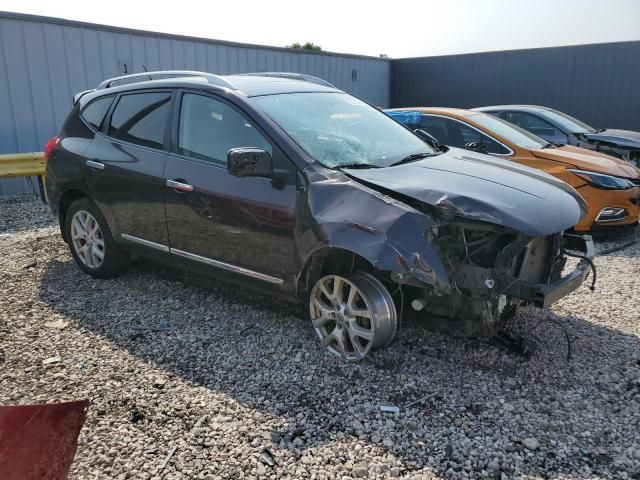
[420,115,510,155]
[108,92,172,149]
[81,96,113,130]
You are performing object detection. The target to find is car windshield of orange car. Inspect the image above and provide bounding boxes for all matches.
[538,108,597,134]
[468,113,548,149]
[253,92,434,168]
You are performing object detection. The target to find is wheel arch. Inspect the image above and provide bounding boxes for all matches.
[295,246,379,299]
[58,188,91,242]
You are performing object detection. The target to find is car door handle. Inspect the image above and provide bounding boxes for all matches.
[86,160,104,170]
[166,179,194,192]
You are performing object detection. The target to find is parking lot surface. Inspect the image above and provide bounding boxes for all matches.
[1,197,639,479]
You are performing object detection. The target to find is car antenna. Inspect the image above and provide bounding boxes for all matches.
[142,65,152,81]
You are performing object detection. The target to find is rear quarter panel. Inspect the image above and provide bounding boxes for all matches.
[45,106,94,219]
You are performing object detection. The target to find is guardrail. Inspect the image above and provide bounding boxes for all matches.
[0,152,46,201]
[0,152,45,178]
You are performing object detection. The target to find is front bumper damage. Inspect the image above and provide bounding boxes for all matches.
[501,234,594,308]
[404,224,596,337]
[303,168,595,338]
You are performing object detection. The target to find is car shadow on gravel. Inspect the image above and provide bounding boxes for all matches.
[38,257,640,478]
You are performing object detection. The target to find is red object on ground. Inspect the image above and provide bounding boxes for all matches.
[0,400,89,480]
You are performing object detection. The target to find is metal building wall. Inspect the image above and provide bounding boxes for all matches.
[0,12,391,196]
[392,41,640,131]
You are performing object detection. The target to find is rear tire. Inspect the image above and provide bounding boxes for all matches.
[65,198,129,278]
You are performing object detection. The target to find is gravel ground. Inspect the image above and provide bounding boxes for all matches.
[1,196,639,480]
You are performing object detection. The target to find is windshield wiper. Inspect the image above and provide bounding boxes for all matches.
[388,152,433,167]
[542,143,557,149]
[337,163,381,169]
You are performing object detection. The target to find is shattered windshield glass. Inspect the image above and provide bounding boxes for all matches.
[252,92,433,168]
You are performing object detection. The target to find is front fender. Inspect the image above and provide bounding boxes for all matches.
[297,169,451,292]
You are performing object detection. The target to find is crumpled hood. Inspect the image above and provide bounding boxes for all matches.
[531,146,640,178]
[344,148,587,237]
[581,129,640,149]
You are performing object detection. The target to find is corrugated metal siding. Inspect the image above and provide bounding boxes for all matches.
[392,41,640,132]
[0,12,390,196]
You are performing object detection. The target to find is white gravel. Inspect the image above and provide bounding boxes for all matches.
[1,196,639,479]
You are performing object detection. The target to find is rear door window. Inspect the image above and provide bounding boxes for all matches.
[108,92,172,149]
[81,96,114,130]
[421,115,509,155]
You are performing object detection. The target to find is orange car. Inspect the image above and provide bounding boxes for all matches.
[386,108,640,231]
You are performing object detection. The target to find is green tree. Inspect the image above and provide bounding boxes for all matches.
[287,42,322,51]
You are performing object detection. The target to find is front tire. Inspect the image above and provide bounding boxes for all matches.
[309,272,397,361]
[65,198,129,278]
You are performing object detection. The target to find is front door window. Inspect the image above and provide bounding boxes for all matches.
[178,93,272,165]
[420,115,510,154]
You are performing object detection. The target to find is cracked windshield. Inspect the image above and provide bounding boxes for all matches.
[253,92,432,168]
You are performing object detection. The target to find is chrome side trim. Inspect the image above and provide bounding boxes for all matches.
[170,248,284,285]
[121,234,170,252]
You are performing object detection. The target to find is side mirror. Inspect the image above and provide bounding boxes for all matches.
[464,141,488,154]
[414,129,441,150]
[227,148,273,178]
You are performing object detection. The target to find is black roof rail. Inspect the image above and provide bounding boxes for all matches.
[236,72,335,88]
[96,70,236,90]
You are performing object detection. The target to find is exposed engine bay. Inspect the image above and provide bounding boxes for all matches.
[408,220,571,336]
[302,153,594,352]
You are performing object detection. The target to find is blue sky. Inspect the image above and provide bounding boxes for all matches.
[2,0,639,57]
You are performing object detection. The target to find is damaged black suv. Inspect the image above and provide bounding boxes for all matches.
[45,70,595,361]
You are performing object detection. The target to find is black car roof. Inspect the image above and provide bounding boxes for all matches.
[78,72,340,107]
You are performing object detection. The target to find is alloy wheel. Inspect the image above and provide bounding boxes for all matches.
[70,210,105,269]
[309,272,397,361]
